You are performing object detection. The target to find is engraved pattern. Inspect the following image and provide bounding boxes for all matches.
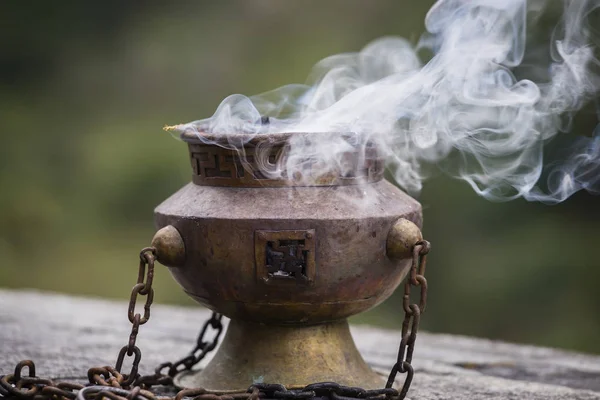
[188,144,384,187]
[265,239,308,282]
[255,229,316,285]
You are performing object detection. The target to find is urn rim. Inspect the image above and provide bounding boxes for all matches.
[179,129,364,146]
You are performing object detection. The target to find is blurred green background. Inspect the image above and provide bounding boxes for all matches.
[1,1,598,354]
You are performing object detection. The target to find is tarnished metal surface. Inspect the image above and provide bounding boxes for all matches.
[179,130,384,188]
[154,181,421,324]
[386,219,423,261]
[186,142,384,187]
[175,320,385,390]
[151,132,425,390]
[151,225,186,267]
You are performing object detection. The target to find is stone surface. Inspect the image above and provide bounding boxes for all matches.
[1,289,599,399]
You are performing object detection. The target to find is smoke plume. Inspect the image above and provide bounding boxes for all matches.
[168,0,600,203]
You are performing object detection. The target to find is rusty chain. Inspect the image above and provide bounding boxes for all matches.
[163,312,224,378]
[0,241,430,400]
[385,240,430,398]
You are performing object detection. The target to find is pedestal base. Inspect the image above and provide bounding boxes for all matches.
[174,319,385,391]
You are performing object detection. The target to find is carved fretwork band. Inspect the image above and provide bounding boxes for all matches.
[188,144,384,187]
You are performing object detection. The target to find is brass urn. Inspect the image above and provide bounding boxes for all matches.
[150,131,424,390]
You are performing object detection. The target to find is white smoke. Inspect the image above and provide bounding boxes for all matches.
[168,0,600,203]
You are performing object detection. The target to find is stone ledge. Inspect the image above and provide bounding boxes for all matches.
[1,289,599,400]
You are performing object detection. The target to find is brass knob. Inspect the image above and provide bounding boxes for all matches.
[386,218,423,260]
[151,225,186,267]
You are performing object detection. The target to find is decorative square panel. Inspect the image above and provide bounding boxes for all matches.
[255,230,316,285]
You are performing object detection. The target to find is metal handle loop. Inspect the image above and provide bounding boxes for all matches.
[128,284,154,325]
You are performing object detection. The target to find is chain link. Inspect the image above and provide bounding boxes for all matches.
[385,240,430,398]
[0,240,430,400]
[118,247,157,387]
[164,312,224,378]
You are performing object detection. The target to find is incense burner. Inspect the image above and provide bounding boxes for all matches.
[151,131,423,390]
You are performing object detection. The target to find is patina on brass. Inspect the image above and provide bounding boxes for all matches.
[153,130,424,390]
[386,219,423,261]
[176,320,383,391]
[152,225,185,267]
